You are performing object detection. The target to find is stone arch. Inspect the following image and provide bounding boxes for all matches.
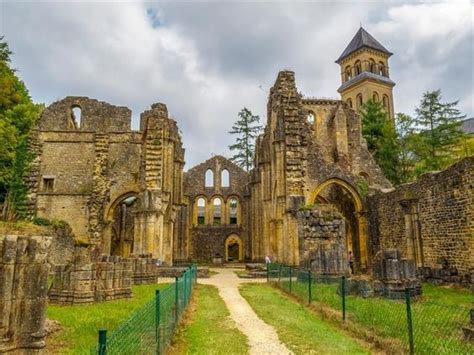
[225,234,243,262]
[356,94,363,110]
[205,169,214,187]
[193,195,207,225]
[103,191,140,256]
[372,91,379,102]
[70,105,82,129]
[211,195,224,225]
[354,60,362,75]
[226,195,241,225]
[309,178,368,271]
[369,58,376,73]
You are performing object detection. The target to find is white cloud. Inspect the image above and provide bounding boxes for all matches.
[1,0,472,168]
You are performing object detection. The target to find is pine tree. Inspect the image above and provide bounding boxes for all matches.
[395,113,420,183]
[414,90,466,171]
[360,99,400,183]
[228,108,263,172]
[0,37,43,220]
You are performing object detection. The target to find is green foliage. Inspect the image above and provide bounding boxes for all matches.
[360,99,400,184]
[414,90,466,172]
[32,216,52,226]
[172,285,248,354]
[0,36,43,219]
[229,107,263,172]
[357,179,369,198]
[299,204,314,211]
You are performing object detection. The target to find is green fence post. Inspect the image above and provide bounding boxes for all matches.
[278,264,282,287]
[405,288,415,355]
[155,290,161,352]
[266,263,270,283]
[175,276,179,324]
[184,271,188,307]
[308,270,312,304]
[289,267,292,294]
[98,329,107,355]
[341,276,346,321]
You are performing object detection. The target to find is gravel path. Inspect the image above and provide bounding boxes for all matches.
[199,268,292,355]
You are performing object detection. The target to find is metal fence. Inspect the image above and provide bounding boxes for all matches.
[92,265,197,354]
[268,263,473,354]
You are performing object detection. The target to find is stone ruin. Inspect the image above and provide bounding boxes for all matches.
[0,235,51,353]
[345,249,422,299]
[297,205,347,276]
[49,250,132,304]
[130,255,160,285]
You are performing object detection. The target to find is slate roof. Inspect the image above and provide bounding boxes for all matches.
[337,71,395,93]
[462,118,474,134]
[336,27,392,63]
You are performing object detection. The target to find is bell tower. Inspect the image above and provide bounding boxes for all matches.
[336,27,395,120]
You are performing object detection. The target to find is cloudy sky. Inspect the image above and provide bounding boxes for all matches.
[1,0,472,168]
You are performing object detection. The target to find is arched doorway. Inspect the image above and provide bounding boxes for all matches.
[309,178,368,272]
[104,192,139,257]
[225,235,243,262]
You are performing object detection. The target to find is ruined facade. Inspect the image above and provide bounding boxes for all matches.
[179,156,250,263]
[28,98,184,264]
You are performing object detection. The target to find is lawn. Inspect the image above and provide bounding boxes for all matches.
[47,283,169,354]
[273,275,473,354]
[240,283,370,355]
[170,284,248,354]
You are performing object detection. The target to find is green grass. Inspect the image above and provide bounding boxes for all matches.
[47,283,169,354]
[171,284,248,354]
[273,276,473,354]
[240,283,369,354]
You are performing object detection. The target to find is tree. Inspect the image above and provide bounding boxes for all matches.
[0,37,43,220]
[395,113,421,183]
[414,90,466,171]
[228,108,263,172]
[360,99,400,183]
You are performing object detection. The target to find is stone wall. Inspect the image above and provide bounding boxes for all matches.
[297,205,347,275]
[0,235,51,352]
[368,157,474,286]
[49,251,132,304]
[191,226,243,262]
[130,256,159,285]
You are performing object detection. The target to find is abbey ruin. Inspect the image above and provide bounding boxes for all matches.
[22,28,473,288]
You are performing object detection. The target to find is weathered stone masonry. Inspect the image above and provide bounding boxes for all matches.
[0,235,51,352]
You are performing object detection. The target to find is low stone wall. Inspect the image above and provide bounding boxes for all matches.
[297,205,347,275]
[130,256,159,285]
[49,252,132,304]
[156,266,209,278]
[0,235,51,352]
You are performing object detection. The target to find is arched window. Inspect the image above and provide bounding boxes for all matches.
[212,197,222,225]
[347,98,353,108]
[372,92,379,102]
[197,198,206,225]
[378,62,386,76]
[72,106,82,128]
[354,60,362,76]
[307,112,315,124]
[229,198,238,225]
[345,66,352,81]
[369,59,376,73]
[205,169,214,187]
[221,169,230,187]
[356,94,363,110]
[382,95,389,109]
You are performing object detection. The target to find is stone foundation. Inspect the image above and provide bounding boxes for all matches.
[156,266,209,278]
[130,256,159,285]
[297,205,347,275]
[49,251,132,304]
[0,235,51,352]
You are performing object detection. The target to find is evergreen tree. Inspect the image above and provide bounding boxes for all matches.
[414,90,466,171]
[360,99,400,183]
[0,37,43,220]
[395,113,420,183]
[228,108,263,172]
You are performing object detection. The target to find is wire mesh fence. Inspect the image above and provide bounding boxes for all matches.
[92,265,197,355]
[268,263,473,354]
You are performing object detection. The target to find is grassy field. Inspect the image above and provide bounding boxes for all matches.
[47,283,169,354]
[170,284,248,354]
[240,283,370,354]
[275,276,473,354]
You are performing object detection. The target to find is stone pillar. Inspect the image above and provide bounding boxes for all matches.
[0,235,51,352]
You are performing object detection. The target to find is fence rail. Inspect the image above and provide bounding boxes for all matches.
[92,265,197,354]
[268,263,473,354]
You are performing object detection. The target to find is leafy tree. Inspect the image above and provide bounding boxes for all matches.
[414,90,466,171]
[395,113,422,183]
[228,108,263,172]
[0,37,43,220]
[360,99,400,183]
